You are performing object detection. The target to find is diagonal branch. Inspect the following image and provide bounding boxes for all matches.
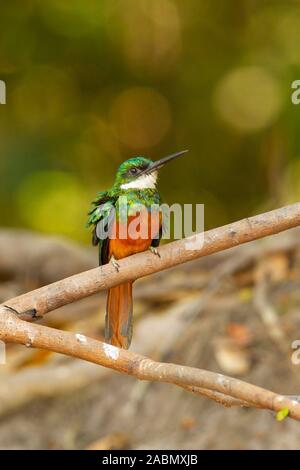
[1,203,300,419]
[0,306,299,419]
[4,202,300,319]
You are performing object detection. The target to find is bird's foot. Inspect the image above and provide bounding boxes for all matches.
[110,256,120,272]
[3,305,42,320]
[149,246,161,258]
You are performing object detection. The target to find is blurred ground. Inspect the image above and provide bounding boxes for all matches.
[0,228,300,449]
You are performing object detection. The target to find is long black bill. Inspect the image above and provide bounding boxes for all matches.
[140,149,189,176]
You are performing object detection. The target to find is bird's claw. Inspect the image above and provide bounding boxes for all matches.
[149,246,161,258]
[3,305,42,320]
[110,256,120,272]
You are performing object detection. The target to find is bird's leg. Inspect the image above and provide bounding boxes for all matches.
[149,246,161,258]
[110,255,120,272]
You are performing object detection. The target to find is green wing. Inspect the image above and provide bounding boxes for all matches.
[87,191,116,265]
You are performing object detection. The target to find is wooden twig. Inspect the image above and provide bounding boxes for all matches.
[177,384,253,408]
[0,306,300,419]
[4,202,300,319]
[1,203,300,418]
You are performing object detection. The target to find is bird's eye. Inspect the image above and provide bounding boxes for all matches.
[130,168,138,175]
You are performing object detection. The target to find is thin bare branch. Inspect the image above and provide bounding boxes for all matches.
[4,202,300,319]
[2,202,300,419]
[0,307,299,420]
[177,384,253,408]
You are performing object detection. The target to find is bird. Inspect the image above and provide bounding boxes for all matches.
[87,150,188,349]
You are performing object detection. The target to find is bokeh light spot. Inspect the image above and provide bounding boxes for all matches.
[16,171,89,241]
[275,10,300,65]
[38,0,104,37]
[110,87,172,149]
[118,0,181,72]
[213,66,282,133]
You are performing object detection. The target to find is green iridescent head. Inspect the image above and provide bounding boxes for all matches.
[113,157,155,190]
[113,150,188,191]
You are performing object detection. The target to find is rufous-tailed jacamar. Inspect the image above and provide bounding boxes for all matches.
[87,150,188,349]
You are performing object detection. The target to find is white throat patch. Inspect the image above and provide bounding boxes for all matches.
[120,171,158,190]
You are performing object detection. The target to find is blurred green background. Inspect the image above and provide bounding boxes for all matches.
[1,0,300,243]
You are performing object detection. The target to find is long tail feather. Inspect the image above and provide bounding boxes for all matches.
[105,282,133,349]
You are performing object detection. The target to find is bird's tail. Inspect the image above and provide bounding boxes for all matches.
[105,282,133,349]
